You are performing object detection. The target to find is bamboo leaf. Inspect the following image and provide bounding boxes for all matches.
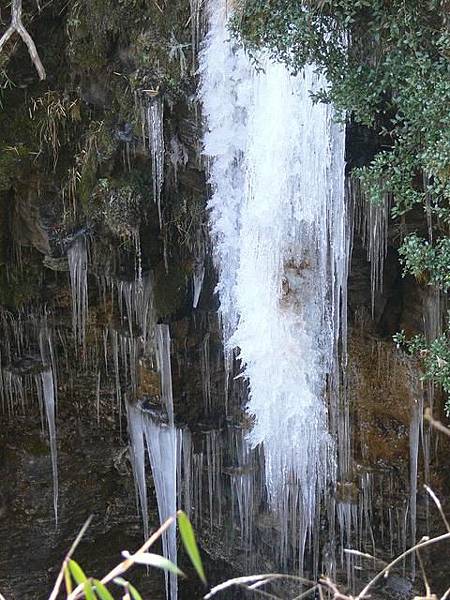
[68,560,87,585]
[83,579,97,600]
[177,511,206,584]
[113,578,143,600]
[68,560,96,600]
[127,583,144,600]
[92,580,115,600]
[64,563,73,594]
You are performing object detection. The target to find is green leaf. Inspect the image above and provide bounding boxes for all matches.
[124,551,184,577]
[83,579,97,600]
[68,560,87,585]
[64,563,73,594]
[127,583,144,600]
[92,580,115,600]
[177,511,206,584]
[113,578,143,600]
[68,560,96,600]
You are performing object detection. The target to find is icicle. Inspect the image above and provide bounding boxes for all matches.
[155,324,174,424]
[181,428,192,518]
[146,97,165,228]
[39,368,58,525]
[409,387,423,578]
[127,401,149,541]
[229,426,255,563]
[169,135,188,186]
[143,415,178,600]
[199,0,346,569]
[353,178,391,316]
[127,322,178,600]
[193,248,205,309]
[96,370,101,423]
[200,333,211,413]
[189,0,202,71]
[68,236,89,348]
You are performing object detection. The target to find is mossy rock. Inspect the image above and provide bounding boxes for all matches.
[153,260,189,318]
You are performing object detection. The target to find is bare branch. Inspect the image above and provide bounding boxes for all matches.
[441,585,450,600]
[0,0,46,80]
[425,485,450,533]
[356,532,450,599]
[291,584,320,600]
[319,577,354,600]
[204,573,317,600]
[425,407,450,437]
[416,543,431,598]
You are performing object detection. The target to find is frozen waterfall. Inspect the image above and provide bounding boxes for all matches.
[200,0,347,566]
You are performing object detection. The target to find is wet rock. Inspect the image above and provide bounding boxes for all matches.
[382,575,413,599]
[138,359,161,397]
[12,191,50,255]
[115,122,133,143]
[137,397,168,424]
[43,255,69,272]
[6,356,48,377]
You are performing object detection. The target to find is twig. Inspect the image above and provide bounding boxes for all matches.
[319,577,354,600]
[424,408,450,437]
[151,0,164,13]
[441,585,450,600]
[424,485,450,533]
[416,542,431,598]
[291,584,319,600]
[204,573,317,599]
[356,532,450,599]
[48,515,93,600]
[344,548,387,567]
[236,583,280,600]
[0,0,46,79]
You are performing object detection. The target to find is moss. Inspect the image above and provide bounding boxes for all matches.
[349,335,416,466]
[153,260,189,319]
[90,176,144,239]
[0,262,42,310]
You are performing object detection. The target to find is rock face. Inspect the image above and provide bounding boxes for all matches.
[0,1,449,599]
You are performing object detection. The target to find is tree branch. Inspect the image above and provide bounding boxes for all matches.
[0,0,46,80]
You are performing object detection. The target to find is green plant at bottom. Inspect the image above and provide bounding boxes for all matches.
[47,510,205,600]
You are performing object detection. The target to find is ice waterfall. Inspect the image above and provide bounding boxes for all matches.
[200,0,347,564]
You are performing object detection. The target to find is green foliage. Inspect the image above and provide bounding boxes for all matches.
[236,0,450,215]
[178,510,207,585]
[399,235,450,291]
[47,512,205,600]
[235,0,450,412]
[394,329,450,414]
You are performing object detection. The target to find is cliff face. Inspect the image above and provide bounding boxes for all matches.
[0,2,449,599]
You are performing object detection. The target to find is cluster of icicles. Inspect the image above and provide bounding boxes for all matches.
[199,0,347,568]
